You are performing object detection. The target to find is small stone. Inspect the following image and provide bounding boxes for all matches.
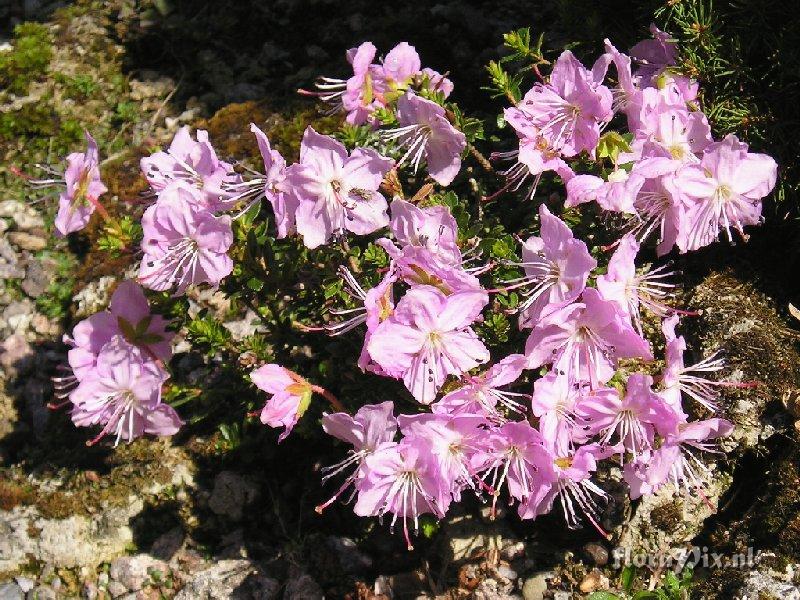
[500,540,525,561]
[284,569,323,600]
[149,527,185,562]
[26,586,56,600]
[21,259,55,298]
[582,541,609,566]
[7,232,47,252]
[97,573,109,587]
[208,471,258,521]
[579,569,608,594]
[109,555,169,592]
[82,582,98,600]
[326,536,372,574]
[0,263,24,279]
[522,572,551,600]
[12,579,33,594]
[106,581,127,598]
[0,582,24,600]
[0,334,33,377]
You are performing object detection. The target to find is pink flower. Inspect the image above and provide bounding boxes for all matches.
[317,401,398,512]
[251,364,314,441]
[381,42,422,89]
[510,50,612,158]
[524,288,652,387]
[377,239,482,295]
[596,234,675,333]
[659,314,730,411]
[631,99,712,163]
[342,42,388,125]
[673,134,777,252]
[141,126,239,210]
[386,92,466,186]
[624,417,732,499]
[367,285,489,404]
[65,280,173,383]
[576,373,677,457]
[250,123,296,238]
[286,127,393,248]
[433,354,529,420]
[389,198,461,265]
[55,131,108,236]
[530,372,584,444]
[355,438,447,550]
[139,186,233,295]
[566,168,646,214]
[70,336,181,446]
[398,413,493,501]
[629,25,678,84]
[503,204,595,328]
[419,68,454,98]
[483,421,555,517]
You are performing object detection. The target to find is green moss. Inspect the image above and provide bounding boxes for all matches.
[0,22,53,95]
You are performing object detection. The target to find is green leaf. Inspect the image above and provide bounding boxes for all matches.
[631,592,660,600]
[586,593,622,600]
[246,277,264,292]
[620,565,636,592]
[597,131,632,162]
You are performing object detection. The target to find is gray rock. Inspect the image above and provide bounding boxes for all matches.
[2,300,34,335]
[25,585,56,600]
[0,334,33,378]
[106,581,127,598]
[81,582,98,600]
[0,582,24,600]
[0,238,17,263]
[12,580,33,594]
[149,527,185,561]
[0,263,24,280]
[109,555,169,591]
[521,572,552,600]
[283,569,322,600]
[174,560,278,600]
[7,232,46,252]
[21,259,55,298]
[326,536,372,574]
[208,472,258,521]
[736,570,800,599]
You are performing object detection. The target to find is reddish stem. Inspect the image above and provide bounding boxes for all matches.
[311,385,346,413]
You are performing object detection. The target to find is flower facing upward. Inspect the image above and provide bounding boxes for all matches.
[70,337,181,446]
[139,186,233,295]
[674,134,777,252]
[524,288,652,387]
[55,131,108,237]
[286,127,393,248]
[367,285,489,404]
[141,126,239,210]
[389,198,461,266]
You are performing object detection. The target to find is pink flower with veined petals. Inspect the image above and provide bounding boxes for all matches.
[624,416,732,499]
[389,198,461,265]
[141,126,239,210]
[398,413,493,501]
[596,234,676,333]
[55,131,108,237]
[316,401,398,512]
[285,127,393,249]
[367,285,489,404]
[70,336,181,446]
[630,24,678,85]
[381,42,422,89]
[530,372,585,444]
[251,364,314,442]
[511,50,612,158]
[576,373,678,457]
[377,239,482,295]
[250,123,296,238]
[342,42,388,125]
[139,186,233,295]
[524,288,652,387]
[433,353,529,420]
[631,99,712,163]
[659,314,729,412]
[483,421,555,518]
[673,134,777,252]
[65,280,173,383]
[386,92,466,186]
[506,204,595,328]
[355,438,448,550]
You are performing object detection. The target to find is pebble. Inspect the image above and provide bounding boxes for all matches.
[106,581,127,598]
[12,579,33,594]
[582,541,609,566]
[579,569,608,593]
[7,232,47,252]
[0,582,24,600]
[82,582,98,600]
[522,572,550,600]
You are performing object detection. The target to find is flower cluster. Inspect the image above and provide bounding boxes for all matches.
[33,30,777,547]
